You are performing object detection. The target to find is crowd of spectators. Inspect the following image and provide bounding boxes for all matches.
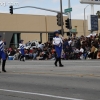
[5,33,100,60]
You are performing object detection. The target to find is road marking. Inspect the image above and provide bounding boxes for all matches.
[7,65,54,66]
[7,60,100,63]
[0,89,84,100]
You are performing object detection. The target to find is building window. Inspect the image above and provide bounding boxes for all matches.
[10,33,20,48]
[48,33,54,42]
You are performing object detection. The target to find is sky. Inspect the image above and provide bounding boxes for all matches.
[0,0,99,19]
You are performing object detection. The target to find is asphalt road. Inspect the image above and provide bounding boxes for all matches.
[0,60,100,100]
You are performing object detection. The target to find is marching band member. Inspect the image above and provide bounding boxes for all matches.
[19,40,25,61]
[53,31,64,67]
[0,35,7,72]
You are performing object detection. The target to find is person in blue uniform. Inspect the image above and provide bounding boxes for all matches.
[0,35,7,72]
[53,31,64,67]
[19,40,25,61]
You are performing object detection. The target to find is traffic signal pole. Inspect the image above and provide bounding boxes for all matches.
[60,0,64,36]
[68,0,72,37]
[10,4,67,36]
[13,6,67,15]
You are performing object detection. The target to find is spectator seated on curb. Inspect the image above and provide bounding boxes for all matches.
[97,49,100,59]
[13,50,20,60]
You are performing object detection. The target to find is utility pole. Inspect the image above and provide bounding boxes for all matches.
[91,4,94,34]
[84,5,89,37]
[60,0,64,36]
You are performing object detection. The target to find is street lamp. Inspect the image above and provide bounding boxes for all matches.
[84,5,89,37]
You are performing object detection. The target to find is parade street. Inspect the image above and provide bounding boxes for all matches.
[0,60,100,100]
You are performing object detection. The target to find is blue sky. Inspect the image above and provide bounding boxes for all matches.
[0,0,99,19]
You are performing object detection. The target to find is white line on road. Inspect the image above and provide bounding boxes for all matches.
[7,60,100,63]
[0,89,84,100]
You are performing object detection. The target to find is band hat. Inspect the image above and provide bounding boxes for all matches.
[20,40,24,43]
[54,30,60,34]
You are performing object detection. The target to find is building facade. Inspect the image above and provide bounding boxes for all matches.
[0,13,99,47]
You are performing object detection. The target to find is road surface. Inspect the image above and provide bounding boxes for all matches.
[0,60,100,100]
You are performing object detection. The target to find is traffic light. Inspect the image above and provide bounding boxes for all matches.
[96,11,100,18]
[9,6,13,14]
[66,32,72,36]
[66,32,70,36]
[58,29,64,35]
[56,13,61,26]
[65,18,70,29]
